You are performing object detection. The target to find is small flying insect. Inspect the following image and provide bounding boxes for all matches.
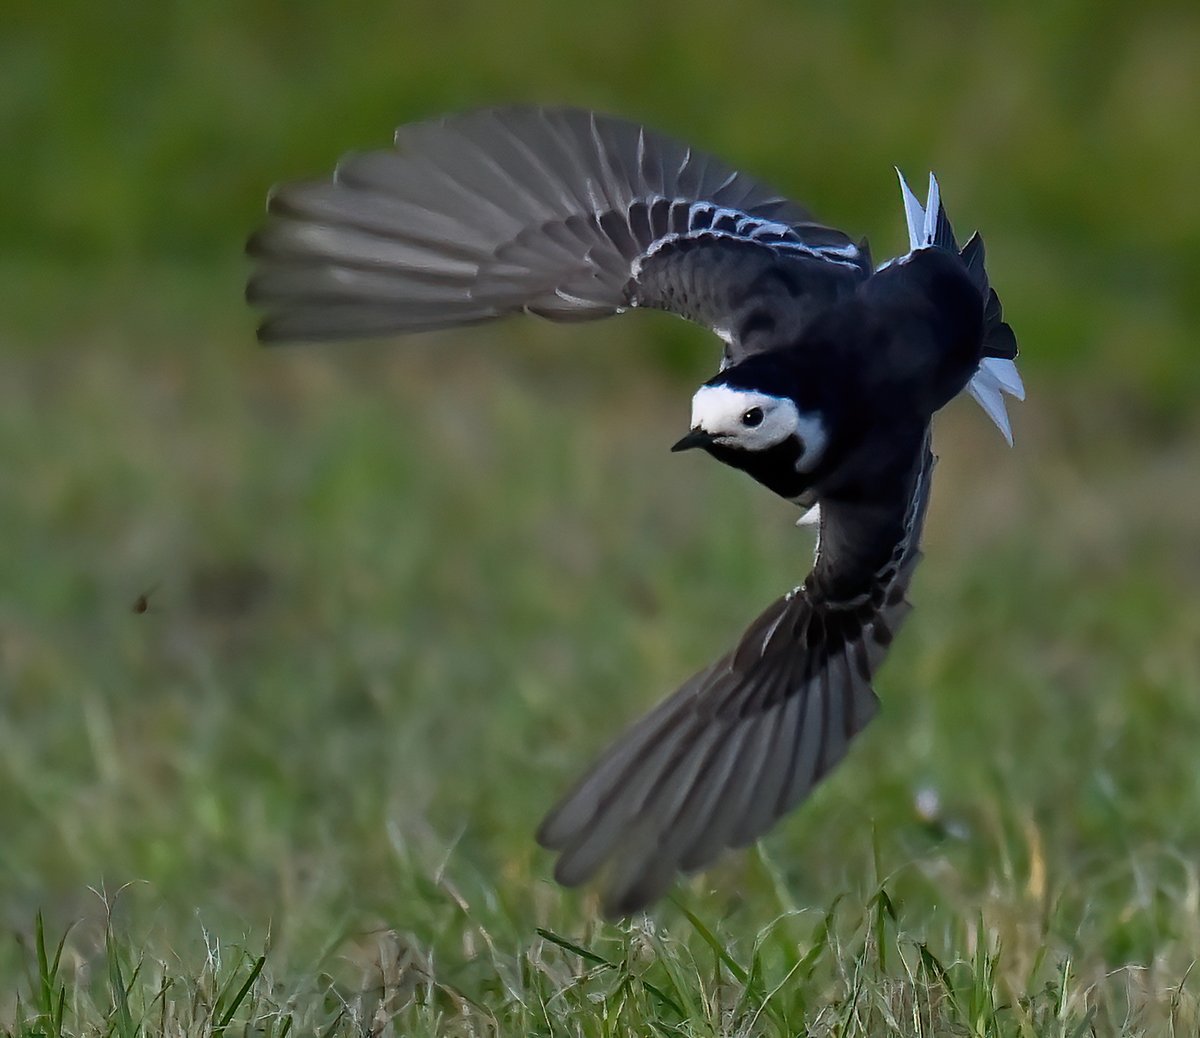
[131,584,159,615]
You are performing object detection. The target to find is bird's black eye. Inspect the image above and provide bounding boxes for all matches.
[741,407,764,428]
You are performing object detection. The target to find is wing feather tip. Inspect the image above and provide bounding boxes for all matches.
[536,798,588,853]
[552,856,594,890]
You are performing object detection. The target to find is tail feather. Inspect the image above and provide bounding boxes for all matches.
[968,368,1017,446]
[980,356,1024,398]
[960,232,987,292]
[896,170,958,253]
[897,170,927,252]
[895,171,1023,443]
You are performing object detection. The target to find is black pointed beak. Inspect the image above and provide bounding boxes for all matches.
[671,428,713,453]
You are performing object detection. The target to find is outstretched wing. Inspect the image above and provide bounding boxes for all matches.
[537,433,935,916]
[247,106,871,364]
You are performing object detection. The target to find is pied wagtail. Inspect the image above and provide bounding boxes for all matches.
[247,107,1023,915]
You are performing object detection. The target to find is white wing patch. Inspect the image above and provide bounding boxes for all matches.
[638,199,865,272]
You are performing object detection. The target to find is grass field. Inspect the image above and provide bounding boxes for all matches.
[4,3,1200,1035]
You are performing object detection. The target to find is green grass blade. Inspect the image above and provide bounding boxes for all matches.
[215,954,266,1031]
[674,903,749,986]
[535,928,612,969]
[104,924,136,1038]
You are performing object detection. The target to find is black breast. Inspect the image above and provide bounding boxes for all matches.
[708,437,811,501]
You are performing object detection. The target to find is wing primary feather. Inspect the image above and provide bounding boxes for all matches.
[537,681,703,849]
[675,711,772,874]
[728,678,804,847]
[603,713,758,911]
[555,716,717,888]
[537,432,936,911]
[248,105,866,358]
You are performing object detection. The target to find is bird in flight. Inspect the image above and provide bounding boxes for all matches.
[247,106,1023,916]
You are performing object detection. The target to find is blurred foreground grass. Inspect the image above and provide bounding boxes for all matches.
[3,1,1200,1033]
[1,309,1199,1034]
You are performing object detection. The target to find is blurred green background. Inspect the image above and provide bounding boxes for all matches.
[2,2,1200,1034]
[5,1,1199,406]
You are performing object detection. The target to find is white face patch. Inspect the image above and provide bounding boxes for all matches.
[689,385,828,471]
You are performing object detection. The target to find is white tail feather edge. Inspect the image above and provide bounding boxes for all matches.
[896,169,943,251]
[897,169,927,251]
[967,360,1024,447]
[967,373,1014,446]
[979,357,1025,399]
[921,172,941,247]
